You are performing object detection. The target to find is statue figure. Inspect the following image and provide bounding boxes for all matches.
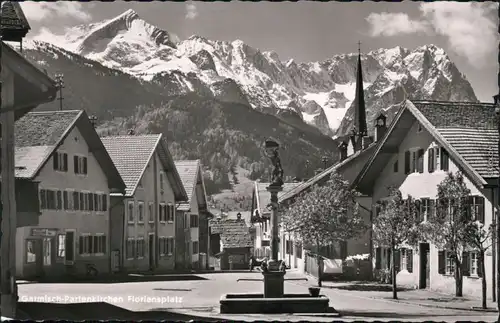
[269,148,284,187]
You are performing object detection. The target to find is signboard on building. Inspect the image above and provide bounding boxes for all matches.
[30,228,57,237]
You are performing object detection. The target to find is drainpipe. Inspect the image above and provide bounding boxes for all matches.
[492,187,496,302]
[153,155,159,270]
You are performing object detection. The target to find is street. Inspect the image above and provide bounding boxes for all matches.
[17,270,498,321]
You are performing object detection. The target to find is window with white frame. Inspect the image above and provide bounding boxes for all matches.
[73,155,88,175]
[126,238,135,259]
[167,204,175,222]
[136,238,145,258]
[470,251,479,276]
[159,203,166,222]
[469,196,485,223]
[79,235,92,255]
[26,240,36,263]
[445,251,455,275]
[400,249,407,270]
[404,148,424,174]
[138,202,145,223]
[421,198,431,222]
[53,151,68,172]
[148,202,154,223]
[57,234,65,258]
[128,201,135,223]
[93,235,106,254]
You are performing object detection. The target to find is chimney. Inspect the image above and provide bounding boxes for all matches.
[338,141,348,162]
[128,129,135,135]
[374,112,387,142]
[362,136,373,149]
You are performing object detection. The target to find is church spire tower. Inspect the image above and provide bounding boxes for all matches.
[353,41,367,138]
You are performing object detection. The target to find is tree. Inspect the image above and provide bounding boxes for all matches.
[282,172,367,287]
[464,212,493,309]
[425,172,471,297]
[373,187,419,299]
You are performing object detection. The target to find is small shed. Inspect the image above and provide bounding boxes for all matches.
[210,215,254,270]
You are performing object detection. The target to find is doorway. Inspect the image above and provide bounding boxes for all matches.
[65,231,75,265]
[43,238,53,269]
[149,233,155,270]
[419,243,430,289]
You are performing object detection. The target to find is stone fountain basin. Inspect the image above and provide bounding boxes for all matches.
[220,293,330,314]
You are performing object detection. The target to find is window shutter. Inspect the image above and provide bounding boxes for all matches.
[414,200,421,222]
[462,251,470,276]
[165,205,168,221]
[440,148,449,171]
[394,249,401,273]
[40,189,47,209]
[53,153,59,170]
[73,192,79,210]
[102,236,107,253]
[417,149,424,173]
[170,205,175,221]
[102,194,107,211]
[83,157,88,174]
[159,205,163,221]
[88,236,93,254]
[89,193,94,211]
[74,156,79,174]
[63,191,68,210]
[93,236,99,253]
[429,199,435,220]
[47,190,54,209]
[478,197,485,224]
[428,148,435,173]
[404,151,410,174]
[438,250,445,274]
[478,253,483,278]
[56,191,62,210]
[63,153,68,171]
[79,236,84,254]
[407,249,413,273]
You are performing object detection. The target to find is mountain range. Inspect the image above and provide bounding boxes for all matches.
[20,9,478,205]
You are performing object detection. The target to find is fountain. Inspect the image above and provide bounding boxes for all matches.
[219,138,332,314]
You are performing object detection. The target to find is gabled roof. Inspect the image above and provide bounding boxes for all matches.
[174,160,207,211]
[14,110,125,193]
[100,134,188,199]
[254,181,302,214]
[209,218,254,248]
[1,2,30,37]
[278,143,377,204]
[354,100,494,192]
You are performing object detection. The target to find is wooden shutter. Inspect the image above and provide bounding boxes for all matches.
[440,148,449,171]
[478,197,485,224]
[93,236,99,253]
[462,251,470,276]
[74,156,79,174]
[170,205,175,221]
[40,189,47,209]
[73,192,79,210]
[394,249,401,273]
[53,152,59,170]
[428,148,435,173]
[63,191,68,210]
[438,250,445,274]
[159,205,163,222]
[83,157,88,174]
[404,151,410,174]
[79,236,84,254]
[102,194,107,211]
[417,149,424,173]
[375,247,381,269]
[89,193,94,211]
[63,153,68,171]
[88,236,93,254]
[56,191,62,210]
[407,249,413,273]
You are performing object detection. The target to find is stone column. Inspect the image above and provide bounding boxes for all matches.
[266,185,282,263]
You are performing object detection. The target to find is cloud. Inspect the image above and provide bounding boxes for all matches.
[185,2,198,20]
[365,2,498,67]
[20,1,92,22]
[366,12,430,37]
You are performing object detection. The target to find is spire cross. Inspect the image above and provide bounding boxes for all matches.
[357,41,361,54]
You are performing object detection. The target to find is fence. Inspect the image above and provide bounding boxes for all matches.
[305,252,321,278]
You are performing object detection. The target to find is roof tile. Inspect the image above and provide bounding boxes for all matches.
[209,218,253,248]
[174,160,200,202]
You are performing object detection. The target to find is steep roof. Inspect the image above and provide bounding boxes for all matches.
[278,143,376,204]
[209,218,254,248]
[174,160,207,211]
[100,134,187,199]
[354,100,495,192]
[14,110,125,193]
[254,181,302,215]
[1,2,30,37]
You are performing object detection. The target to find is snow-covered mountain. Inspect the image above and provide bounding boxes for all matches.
[29,9,478,137]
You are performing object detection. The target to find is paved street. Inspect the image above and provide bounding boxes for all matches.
[18,270,498,321]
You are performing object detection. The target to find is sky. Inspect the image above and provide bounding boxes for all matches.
[19,1,499,102]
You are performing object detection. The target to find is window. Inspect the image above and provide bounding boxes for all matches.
[63,190,74,210]
[167,237,174,255]
[160,172,164,191]
[401,248,407,270]
[53,152,68,172]
[405,149,424,174]
[93,235,106,254]
[159,237,171,256]
[184,213,189,229]
[79,235,92,255]
[192,241,199,254]
[148,202,154,223]
[445,251,455,275]
[128,201,135,223]
[421,198,431,222]
[73,155,88,175]
[167,204,175,222]
[295,242,302,259]
[138,202,144,223]
[393,160,398,173]
[57,234,65,258]
[404,151,410,174]
[136,238,145,258]
[26,240,36,263]
[469,196,485,223]
[427,146,440,173]
[440,148,449,171]
[73,191,80,210]
[190,214,199,228]
[101,194,108,212]
[126,238,135,259]
[159,203,166,222]
[470,251,478,276]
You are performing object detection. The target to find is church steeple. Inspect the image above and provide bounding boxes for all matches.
[353,41,367,138]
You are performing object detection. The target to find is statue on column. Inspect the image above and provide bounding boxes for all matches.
[264,138,284,187]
